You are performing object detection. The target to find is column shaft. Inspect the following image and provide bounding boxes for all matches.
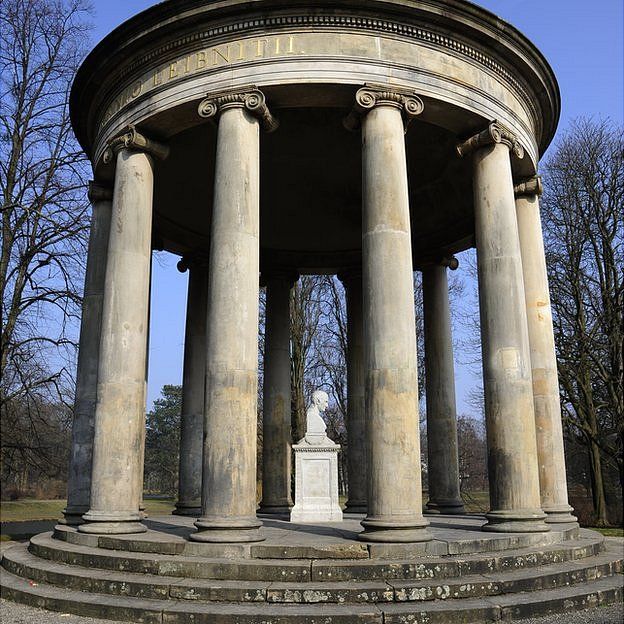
[259,275,294,515]
[422,264,464,515]
[515,182,576,524]
[174,263,209,516]
[359,101,431,543]
[470,138,548,533]
[79,148,155,534]
[192,104,263,543]
[62,184,112,525]
[342,273,367,514]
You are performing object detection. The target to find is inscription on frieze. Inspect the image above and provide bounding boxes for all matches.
[99,30,525,136]
[101,35,298,127]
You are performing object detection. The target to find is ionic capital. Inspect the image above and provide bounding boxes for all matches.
[456,121,524,159]
[416,255,459,271]
[198,87,279,133]
[514,175,543,198]
[87,181,113,203]
[177,252,210,273]
[337,267,363,287]
[260,269,299,288]
[343,84,424,131]
[103,125,169,164]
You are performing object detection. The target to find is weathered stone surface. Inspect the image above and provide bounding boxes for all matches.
[252,544,368,560]
[175,260,208,517]
[267,581,394,604]
[193,101,263,544]
[339,272,367,515]
[259,273,295,515]
[422,262,464,516]
[358,92,430,544]
[467,135,548,533]
[515,181,577,525]
[62,183,112,526]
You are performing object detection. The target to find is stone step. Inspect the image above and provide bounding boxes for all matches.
[27,532,605,583]
[2,564,622,623]
[3,541,621,605]
[53,521,582,559]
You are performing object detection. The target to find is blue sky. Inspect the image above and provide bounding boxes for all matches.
[87,1,623,413]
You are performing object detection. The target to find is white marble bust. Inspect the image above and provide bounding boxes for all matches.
[304,390,330,445]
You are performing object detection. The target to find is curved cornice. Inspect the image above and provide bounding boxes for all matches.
[71,0,559,158]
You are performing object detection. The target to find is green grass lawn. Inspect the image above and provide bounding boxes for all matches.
[1,494,490,522]
[3,496,621,536]
[592,527,624,537]
[1,498,176,523]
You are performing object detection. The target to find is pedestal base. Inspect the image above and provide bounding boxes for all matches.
[358,516,433,543]
[78,511,146,534]
[544,505,578,525]
[291,440,343,524]
[173,501,201,517]
[482,509,550,533]
[257,503,292,517]
[60,505,88,526]
[425,499,466,515]
[344,501,367,514]
[190,516,265,543]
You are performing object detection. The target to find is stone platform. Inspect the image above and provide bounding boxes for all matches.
[1,514,622,623]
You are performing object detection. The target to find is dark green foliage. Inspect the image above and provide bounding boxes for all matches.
[144,385,182,496]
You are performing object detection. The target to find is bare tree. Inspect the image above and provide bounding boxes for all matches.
[289,276,324,441]
[0,0,92,490]
[541,118,623,526]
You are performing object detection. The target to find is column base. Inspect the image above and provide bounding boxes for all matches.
[173,501,201,517]
[358,516,433,543]
[543,504,578,525]
[59,505,89,526]
[257,502,293,516]
[425,499,466,515]
[344,500,367,514]
[190,516,265,543]
[482,509,550,533]
[78,510,146,535]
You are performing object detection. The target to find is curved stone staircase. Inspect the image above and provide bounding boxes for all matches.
[1,519,622,623]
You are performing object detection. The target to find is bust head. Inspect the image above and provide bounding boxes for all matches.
[311,389,329,413]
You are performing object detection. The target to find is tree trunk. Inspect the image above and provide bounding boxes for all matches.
[588,436,610,526]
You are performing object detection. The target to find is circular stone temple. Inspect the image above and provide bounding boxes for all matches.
[61,0,579,541]
[5,3,624,622]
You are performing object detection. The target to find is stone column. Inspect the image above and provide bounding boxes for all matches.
[61,182,112,526]
[174,255,209,516]
[422,258,465,515]
[338,270,367,514]
[190,89,278,543]
[457,123,548,533]
[347,86,432,543]
[515,177,576,525]
[259,272,296,515]
[79,127,168,535]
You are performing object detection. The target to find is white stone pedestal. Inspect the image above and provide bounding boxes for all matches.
[291,439,343,523]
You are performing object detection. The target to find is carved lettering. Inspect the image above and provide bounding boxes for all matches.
[213,45,230,65]
[256,39,269,57]
[100,35,301,129]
